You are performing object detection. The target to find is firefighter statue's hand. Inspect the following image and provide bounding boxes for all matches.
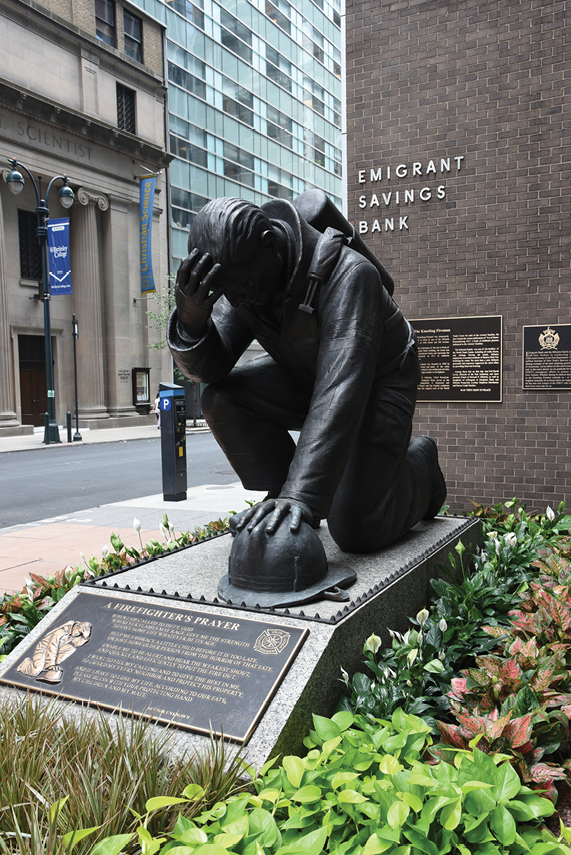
[230,498,314,536]
[175,249,225,340]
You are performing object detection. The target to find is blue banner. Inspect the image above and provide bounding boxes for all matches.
[47,218,72,295]
[140,175,156,293]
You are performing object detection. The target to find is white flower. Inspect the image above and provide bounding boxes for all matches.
[487,531,498,539]
[504,532,517,548]
[80,551,89,568]
[364,632,382,654]
[416,608,429,627]
[495,539,501,555]
[65,565,74,581]
[417,631,424,645]
[102,545,109,559]
[133,518,141,534]
[546,506,555,521]
[439,618,448,633]
[407,648,418,668]
[340,666,349,684]
[388,668,396,679]
[439,649,446,660]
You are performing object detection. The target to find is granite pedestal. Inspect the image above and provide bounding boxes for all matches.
[0,515,480,771]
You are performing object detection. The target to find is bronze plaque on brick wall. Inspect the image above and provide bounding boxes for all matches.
[0,591,307,743]
[411,316,502,402]
[523,325,571,390]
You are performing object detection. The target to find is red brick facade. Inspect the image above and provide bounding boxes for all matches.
[346,0,570,513]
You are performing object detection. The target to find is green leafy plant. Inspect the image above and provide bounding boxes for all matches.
[434,553,571,801]
[436,677,571,802]
[89,710,571,855]
[338,537,525,729]
[146,280,175,351]
[337,617,453,727]
[339,501,571,809]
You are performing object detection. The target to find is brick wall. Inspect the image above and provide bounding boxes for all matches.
[346,0,570,513]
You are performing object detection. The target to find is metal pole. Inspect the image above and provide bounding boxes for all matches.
[192,382,198,428]
[72,313,82,441]
[5,161,73,445]
[38,197,60,444]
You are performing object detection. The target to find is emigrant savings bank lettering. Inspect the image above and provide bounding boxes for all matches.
[355,155,466,233]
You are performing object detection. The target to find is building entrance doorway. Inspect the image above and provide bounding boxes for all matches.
[19,335,47,427]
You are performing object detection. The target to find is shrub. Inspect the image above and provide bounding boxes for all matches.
[91,711,571,855]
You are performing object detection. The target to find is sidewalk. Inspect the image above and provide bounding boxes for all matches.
[0,482,265,596]
[0,419,266,598]
[0,422,209,455]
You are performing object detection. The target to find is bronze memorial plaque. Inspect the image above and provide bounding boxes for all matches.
[523,325,571,391]
[0,591,308,742]
[411,315,502,403]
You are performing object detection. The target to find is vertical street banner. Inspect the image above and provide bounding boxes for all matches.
[140,175,157,293]
[47,218,72,295]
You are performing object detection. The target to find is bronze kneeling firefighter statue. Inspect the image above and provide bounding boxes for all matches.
[168,190,446,605]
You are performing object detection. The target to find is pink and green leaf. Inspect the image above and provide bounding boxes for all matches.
[502,715,533,749]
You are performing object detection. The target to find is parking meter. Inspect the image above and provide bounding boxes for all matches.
[159,382,187,501]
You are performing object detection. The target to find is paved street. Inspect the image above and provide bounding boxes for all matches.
[0,433,236,528]
[0,426,265,595]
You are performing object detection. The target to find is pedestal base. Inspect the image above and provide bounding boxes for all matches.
[0,516,481,771]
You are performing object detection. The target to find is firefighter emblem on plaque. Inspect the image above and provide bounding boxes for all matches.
[254,629,291,655]
[539,327,560,350]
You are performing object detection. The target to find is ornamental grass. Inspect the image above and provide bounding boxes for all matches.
[0,694,248,854]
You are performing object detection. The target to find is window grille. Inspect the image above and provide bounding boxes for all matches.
[116,83,136,133]
[18,210,42,281]
[18,334,45,363]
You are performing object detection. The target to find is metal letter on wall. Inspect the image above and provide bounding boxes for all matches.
[522,324,571,390]
[411,315,502,403]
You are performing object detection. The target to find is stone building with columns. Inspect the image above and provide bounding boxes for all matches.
[0,0,171,435]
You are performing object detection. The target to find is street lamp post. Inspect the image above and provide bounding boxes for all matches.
[4,159,74,444]
[72,313,82,441]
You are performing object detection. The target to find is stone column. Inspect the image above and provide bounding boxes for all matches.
[102,195,138,418]
[0,189,30,434]
[72,187,109,422]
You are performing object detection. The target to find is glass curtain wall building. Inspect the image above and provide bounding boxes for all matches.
[129,0,343,268]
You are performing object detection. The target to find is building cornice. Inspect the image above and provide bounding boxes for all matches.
[0,78,173,168]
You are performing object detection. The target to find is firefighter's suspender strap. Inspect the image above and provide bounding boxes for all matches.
[299,227,346,315]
